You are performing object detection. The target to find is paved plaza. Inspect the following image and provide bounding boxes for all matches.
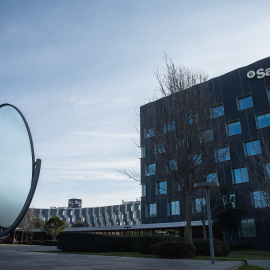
[0,245,244,270]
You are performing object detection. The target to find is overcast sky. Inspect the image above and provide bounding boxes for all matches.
[1,0,270,209]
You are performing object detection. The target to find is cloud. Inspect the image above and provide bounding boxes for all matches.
[2,0,270,209]
[70,131,138,138]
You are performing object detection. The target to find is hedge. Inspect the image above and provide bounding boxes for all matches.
[229,241,254,250]
[58,232,138,252]
[151,240,196,259]
[58,233,178,254]
[58,232,229,257]
[193,238,230,257]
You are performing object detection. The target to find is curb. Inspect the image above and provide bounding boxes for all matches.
[230,261,245,270]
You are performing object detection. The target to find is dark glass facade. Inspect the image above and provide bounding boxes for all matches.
[140,57,270,249]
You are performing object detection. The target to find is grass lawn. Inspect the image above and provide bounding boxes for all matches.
[38,250,158,258]
[46,249,270,261]
[194,249,270,261]
[237,265,269,270]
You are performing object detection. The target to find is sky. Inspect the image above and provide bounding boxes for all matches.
[0,0,270,209]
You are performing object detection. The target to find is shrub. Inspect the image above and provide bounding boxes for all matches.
[230,241,254,250]
[152,240,196,259]
[193,238,230,257]
[137,236,176,254]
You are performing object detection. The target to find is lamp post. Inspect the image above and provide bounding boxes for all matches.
[40,228,44,247]
[194,182,219,264]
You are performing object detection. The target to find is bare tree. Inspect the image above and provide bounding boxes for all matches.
[140,56,228,244]
[118,56,228,244]
[234,130,270,214]
[18,209,36,244]
[192,189,208,239]
[211,185,245,242]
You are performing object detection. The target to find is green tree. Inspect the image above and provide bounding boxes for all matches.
[32,218,45,229]
[72,220,85,227]
[44,216,65,243]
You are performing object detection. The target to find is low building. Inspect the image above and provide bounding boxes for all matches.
[31,199,141,227]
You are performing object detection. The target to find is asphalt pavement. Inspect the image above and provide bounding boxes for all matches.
[0,245,244,270]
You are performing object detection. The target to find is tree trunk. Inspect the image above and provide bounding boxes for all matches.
[20,231,24,245]
[12,231,16,245]
[184,192,193,244]
[202,221,207,239]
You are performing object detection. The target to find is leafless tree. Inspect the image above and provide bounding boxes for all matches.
[234,130,270,214]
[118,56,228,244]
[140,56,228,244]
[18,209,36,244]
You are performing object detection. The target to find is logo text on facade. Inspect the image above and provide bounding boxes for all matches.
[247,68,270,79]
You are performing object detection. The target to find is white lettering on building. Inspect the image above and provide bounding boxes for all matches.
[247,68,270,79]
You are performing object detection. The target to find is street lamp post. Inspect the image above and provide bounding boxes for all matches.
[194,182,219,264]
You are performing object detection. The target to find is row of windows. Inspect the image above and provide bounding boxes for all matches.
[145,201,180,217]
[143,111,270,144]
[145,203,256,237]
[145,190,268,219]
[211,92,264,119]
[145,140,265,178]
[144,161,270,186]
[145,198,211,217]
[145,92,266,140]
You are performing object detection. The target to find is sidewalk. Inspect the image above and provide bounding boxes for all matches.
[0,245,244,270]
[247,260,270,269]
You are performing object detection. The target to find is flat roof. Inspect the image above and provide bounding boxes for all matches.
[62,220,207,232]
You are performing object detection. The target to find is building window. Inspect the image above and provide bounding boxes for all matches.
[238,95,253,110]
[256,113,270,129]
[227,121,242,136]
[156,181,167,195]
[206,172,218,182]
[193,154,202,166]
[240,219,256,238]
[230,194,236,208]
[155,143,165,154]
[189,114,198,124]
[222,194,236,208]
[192,198,206,214]
[145,128,154,138]
[211,104,224,118]
[233,167,249,184]
[177,136,189,148]
[245,140,262,156]
[164,121,175,132]
[168,159,178,171]
[201,129,213,142]
[141,146,145,158]
[146,203,157,217]
[265,163,270,179]
[169,201,180,215]
[142,184,146,197]
[145,163,156,176]
[215,147,230,162]
[252,191,269,208]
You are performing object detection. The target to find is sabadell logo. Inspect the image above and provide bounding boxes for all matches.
[247,68,270,79]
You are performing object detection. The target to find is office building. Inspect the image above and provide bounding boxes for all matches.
[140,57,270,249]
